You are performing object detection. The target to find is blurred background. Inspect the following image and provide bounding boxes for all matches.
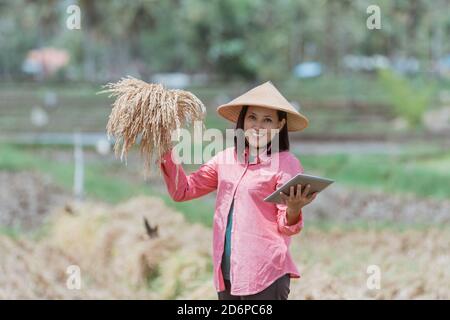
[0,0,449,299]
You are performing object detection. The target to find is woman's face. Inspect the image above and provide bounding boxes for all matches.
[243,105,286,149]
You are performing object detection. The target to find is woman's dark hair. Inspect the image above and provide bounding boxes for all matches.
[233,105,289,156]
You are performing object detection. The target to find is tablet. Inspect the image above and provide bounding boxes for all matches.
[263,173,334,204]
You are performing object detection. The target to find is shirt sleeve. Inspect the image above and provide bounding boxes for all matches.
[159,148,218,202]
[275,155,305,236]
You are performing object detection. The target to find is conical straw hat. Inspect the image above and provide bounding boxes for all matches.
[217,81,308,131]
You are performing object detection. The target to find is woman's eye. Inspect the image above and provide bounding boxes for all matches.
[248,115,256,120]
[264,118,272,123]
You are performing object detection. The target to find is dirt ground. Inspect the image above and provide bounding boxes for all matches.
[304,184,450,225]
[1,192,448,299]
[0,171,69,230]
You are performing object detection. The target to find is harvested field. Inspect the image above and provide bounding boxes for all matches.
[0,196,214,299]
[290,228,450,299]
[1,195,448,299]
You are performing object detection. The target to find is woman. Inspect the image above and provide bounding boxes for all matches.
[159,81,317,300]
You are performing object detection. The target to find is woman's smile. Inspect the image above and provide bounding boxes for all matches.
[246,129,270,148]
[251,130,265,137]
[248,129,266,139]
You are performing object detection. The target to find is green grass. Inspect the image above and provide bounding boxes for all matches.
[0,226,22,239]
[297,151,450,200]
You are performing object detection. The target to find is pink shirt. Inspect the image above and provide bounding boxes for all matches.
[160,146,304,296]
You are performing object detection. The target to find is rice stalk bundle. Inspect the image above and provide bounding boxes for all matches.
[99,76,206,179]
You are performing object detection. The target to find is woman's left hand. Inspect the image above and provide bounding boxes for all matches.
[279,184,317,212]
